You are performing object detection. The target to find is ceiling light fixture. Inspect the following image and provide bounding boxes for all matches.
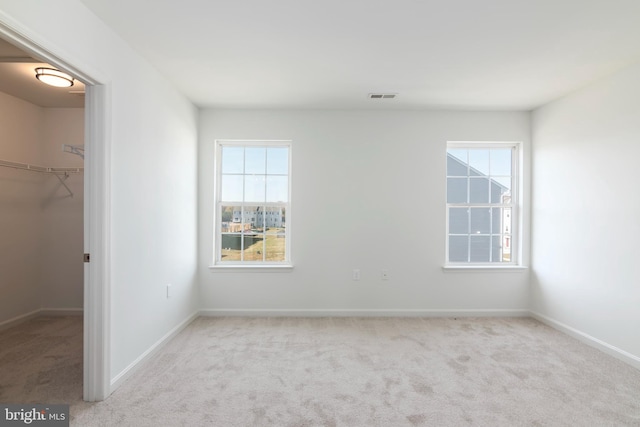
[34,67,74,88]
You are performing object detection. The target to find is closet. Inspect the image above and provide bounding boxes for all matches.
[0,90,85,326]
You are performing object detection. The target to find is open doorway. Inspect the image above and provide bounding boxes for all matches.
[0,24,109,402]
[0,37,85,403]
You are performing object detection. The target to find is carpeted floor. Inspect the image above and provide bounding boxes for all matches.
[2,316,640,426]
[0,316,83,404]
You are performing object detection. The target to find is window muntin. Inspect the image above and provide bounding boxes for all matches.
[215,141,291,265]
[446,143,518,265]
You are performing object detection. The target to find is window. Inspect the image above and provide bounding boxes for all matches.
[214,140,291,266]
[446,142,519,265]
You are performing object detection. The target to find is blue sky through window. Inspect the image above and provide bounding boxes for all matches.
[221,144,289,203]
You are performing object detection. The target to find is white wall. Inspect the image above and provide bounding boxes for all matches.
[199,110,530,313]
[0,0,200,386]
[0,91,44,323]
[531,61,640,363]
[40,108,84,310]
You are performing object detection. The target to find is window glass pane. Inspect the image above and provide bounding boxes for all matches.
[265,226,286,261]
[502,208,512,235]
[470,236,490,262]
[470,208,491,234]
[492,207,502,233]
[221,175,243,201]
[470,177,489,203]
[490,149,512,176]
[260,206,284,229]
[250,207,265,233]
[447,150,468,176]
[242,234,264,261]
[244,175,266,203]
[469,150,490,175]
[491,235,503,262]
[266,176,288,202]
[244,147,266,174]
[281,206,286,228]
[220,205,235,232]
[267,147,289,175]
[449,236,468,262]
[449,208,469,234]
[490,179,510,204]
[491,176,511,191]
[447,178,467,203]
[221,146,244,173]
[502,234,512,262]
[244,206,262,229]
[220,234,242,261]
[232,207,242,224]
[447,149,467,165]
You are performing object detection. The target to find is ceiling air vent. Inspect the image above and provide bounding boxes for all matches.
[368,93,397,99]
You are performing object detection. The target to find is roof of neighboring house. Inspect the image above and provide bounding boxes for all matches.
[446,153,509,191]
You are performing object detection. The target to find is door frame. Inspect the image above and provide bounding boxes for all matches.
[0,14,111,401]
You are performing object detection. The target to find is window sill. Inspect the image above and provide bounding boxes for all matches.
[442,265,528,272]
[208,264,294,272]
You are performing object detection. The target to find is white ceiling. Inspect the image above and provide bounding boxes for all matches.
[0,38,85,108]
[77,1,640,110]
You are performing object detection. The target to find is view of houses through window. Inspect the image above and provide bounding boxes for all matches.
[446,143,517,264]
[219,205,286,261]
[215,141,290,264]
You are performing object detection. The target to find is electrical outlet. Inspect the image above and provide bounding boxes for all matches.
[352,269,361,281]
[381,270,389,280]
[166,284,172,298]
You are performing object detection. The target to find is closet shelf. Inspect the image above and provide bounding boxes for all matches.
[0,158,83,174]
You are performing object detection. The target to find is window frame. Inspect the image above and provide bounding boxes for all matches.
[213,139,292,268]
[445,141,521,268]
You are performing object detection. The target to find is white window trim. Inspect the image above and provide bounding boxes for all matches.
[211,139,293,268]
[445,141,523,268]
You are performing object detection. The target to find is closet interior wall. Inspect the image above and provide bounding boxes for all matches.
[0,90,84,325]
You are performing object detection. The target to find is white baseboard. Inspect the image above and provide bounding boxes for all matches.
[199,308,530,318]
[0,309,41,332]
[531,311,640,370]
[109,311,200,393]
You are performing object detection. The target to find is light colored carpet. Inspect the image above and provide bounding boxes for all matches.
[2,316,640,426]
[0,316,83,404]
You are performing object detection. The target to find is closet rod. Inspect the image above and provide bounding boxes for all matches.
[0,158,83,174]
